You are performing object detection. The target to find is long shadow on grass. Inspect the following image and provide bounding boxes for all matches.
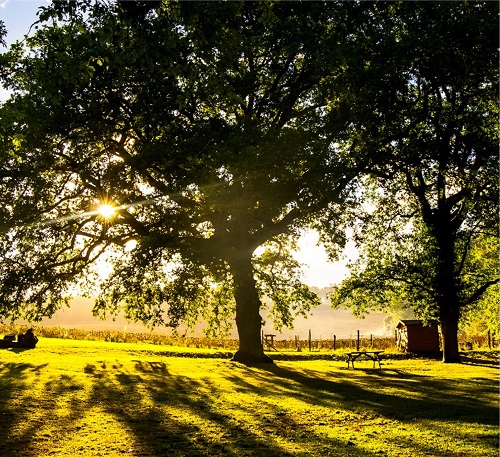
[1,358,497,457]
[0,362,49,456]
[236,363,499,456]
[247,364,498,425]
[460,356,499,367]
[83,360,382,457]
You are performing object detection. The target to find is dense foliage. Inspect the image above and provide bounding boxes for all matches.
[324,2,499,362]
[0,1,496,364]
[0,1,377,363]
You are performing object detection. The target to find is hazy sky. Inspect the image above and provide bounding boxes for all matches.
[0,0,353,288]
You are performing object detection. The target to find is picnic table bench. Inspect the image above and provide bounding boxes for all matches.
[346,351,384,369]
[0,329,38,349]
[263,334,278,351]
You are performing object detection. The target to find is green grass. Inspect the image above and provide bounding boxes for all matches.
[0,338,498,456]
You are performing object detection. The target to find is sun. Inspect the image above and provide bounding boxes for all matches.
[97,204,116,219]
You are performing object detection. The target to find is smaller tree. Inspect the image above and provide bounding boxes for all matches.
[328,180,498,357]
[322,1,499,362]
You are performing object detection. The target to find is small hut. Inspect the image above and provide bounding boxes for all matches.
[396,320,440,353]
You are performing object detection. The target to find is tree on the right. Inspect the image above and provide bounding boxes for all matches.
[324,1,498,363]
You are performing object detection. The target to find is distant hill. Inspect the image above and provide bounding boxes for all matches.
[263,287,392,340]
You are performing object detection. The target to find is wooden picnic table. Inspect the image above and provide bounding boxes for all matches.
[263,334,278,351]
[346,351,384,369]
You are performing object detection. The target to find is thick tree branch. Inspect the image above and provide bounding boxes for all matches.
[466,278,499,306]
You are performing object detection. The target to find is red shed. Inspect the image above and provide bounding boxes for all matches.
[396,320,440,353]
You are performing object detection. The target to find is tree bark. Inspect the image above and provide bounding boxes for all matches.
[440,310,461,363]
[434,224,462,363]
[228,253,273,364]
[436,271,462,363]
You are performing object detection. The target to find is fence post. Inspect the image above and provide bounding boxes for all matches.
[308,329,312,352]
[357,330,360,351]
[333,335,336,351]
[295,335,302,352]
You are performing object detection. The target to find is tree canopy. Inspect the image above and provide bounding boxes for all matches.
[1,1,496,364]
[0,1,379,363]
[324,1,499,362]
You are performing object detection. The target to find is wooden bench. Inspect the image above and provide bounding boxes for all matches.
[346,351,384,369]
[0,329,38,349]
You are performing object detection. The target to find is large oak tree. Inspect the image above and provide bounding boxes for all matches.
[0,1,375,363]
[3,1,494,364]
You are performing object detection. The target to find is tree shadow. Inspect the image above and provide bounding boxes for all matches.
[1,347,39,353]
[0,358,385,456]
[238,362,499,455]
[460,356,499,368]
[76,359,386,456]
[0,362,50,456]
[249,363,498,424]
[0,358,497,457]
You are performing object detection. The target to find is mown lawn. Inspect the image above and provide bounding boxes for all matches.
[0,338,498,456]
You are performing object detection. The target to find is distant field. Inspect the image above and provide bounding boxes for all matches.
[0,323,398,352]
[0,337,498,457]
[11,296,392,340]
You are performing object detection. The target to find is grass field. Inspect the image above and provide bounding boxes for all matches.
[0,338,498,457]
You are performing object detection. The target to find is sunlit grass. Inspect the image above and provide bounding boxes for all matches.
[0,337,497,456]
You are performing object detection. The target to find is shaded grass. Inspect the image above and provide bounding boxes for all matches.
[0,338,498,456]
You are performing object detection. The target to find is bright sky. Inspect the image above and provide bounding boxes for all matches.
[0,0,354,288]
[0,0,48,42]
[295,231,353,288]
[0,0,50,99]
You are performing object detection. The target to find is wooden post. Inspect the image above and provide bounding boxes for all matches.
[308,329,312,352]
[356,330,360,351]
[333,335,336,351]
[488,329,491,349]
[295,335,302,352]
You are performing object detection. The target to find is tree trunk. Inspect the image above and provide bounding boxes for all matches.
[435,235,461,363]
[433,206,462,363]
[440,311,461,363]
[228,253,273,364]
[436,269,462,363]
